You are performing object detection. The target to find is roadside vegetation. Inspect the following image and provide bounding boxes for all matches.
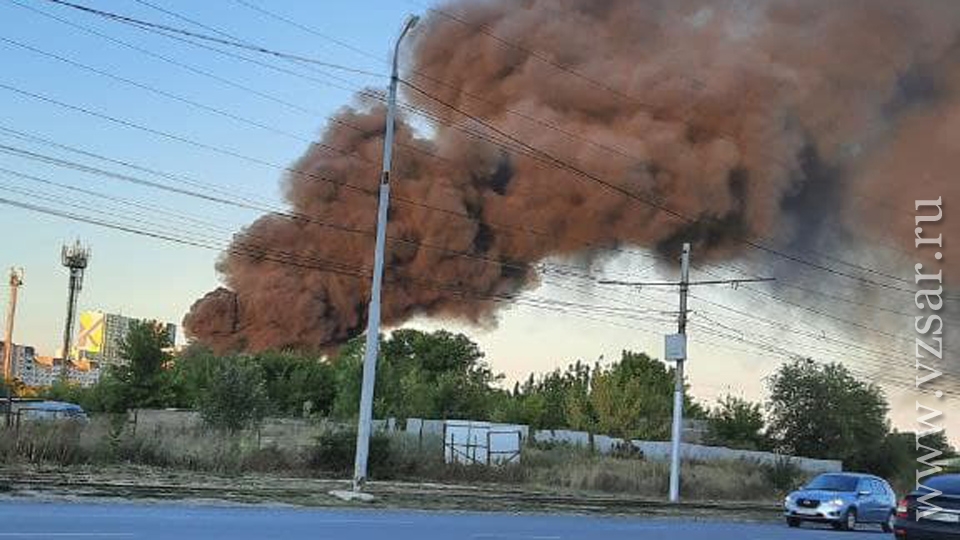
[0,416,806,501]
[4,321,954,497]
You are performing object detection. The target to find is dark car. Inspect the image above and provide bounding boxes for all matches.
[15,400,88,423]
[783,472,897,531]
[895,474,960,539]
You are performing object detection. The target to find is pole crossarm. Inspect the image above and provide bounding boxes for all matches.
[598,277,775,287]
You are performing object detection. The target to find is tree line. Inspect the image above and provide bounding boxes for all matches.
[46,321,954,485]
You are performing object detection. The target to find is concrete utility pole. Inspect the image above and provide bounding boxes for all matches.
[600,244,773,503]
[352,14,419,493]
[668,243,691,503]
[3,267,23,423]
[3,268,24,382]
[61,240,90,380]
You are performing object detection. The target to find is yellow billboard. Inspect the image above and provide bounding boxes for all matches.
[76,311,105,354]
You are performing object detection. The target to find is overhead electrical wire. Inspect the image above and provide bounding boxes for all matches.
[26,0,927,297]
[21,0,909,307]
[33,0,385,78]
[0,187,678,326]
[1,0,952,396]
[0,139,632,284]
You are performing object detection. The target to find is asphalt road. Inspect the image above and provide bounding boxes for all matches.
[0,501,893,539]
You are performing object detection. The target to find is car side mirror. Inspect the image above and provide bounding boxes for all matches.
[858,490,871,497]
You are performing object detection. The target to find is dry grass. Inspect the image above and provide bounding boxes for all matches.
[1,416,805,501]
[518,443,795,501]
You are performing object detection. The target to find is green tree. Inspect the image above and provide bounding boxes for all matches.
[111,320,174,410]
[494,362,596,430]
[256,351,336,417]
[63,319,175,413]
[330,330,501,421]
[166,344,220,409]
[199,357,269,433]
[704,395,770,450]
[590,351,677,440]
[767,358,889,469]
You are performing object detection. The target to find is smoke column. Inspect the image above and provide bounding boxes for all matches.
[184,0,960,353]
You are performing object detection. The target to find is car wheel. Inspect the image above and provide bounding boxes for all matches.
[786,517,801,528]
[841,508,858,531]
[881,512,894,533]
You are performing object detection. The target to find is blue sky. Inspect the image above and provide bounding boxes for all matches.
[0,0,933,435]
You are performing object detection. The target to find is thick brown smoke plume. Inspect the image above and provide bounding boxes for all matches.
[185,0,960,353]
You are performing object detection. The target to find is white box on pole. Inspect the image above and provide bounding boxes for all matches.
[665,333,687,361]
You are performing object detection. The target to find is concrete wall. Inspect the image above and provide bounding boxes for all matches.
[527,425,839,474]
[129,409,201,435]
[123,410,840,474]
[629,441,841,474]
[126,409,397,450]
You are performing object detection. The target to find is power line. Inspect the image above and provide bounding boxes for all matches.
[230,0,925,277]
[7,0,562,190]
[0,122,662,289]
[13,1,944,320]
[403,79,924,297]
[32,0,385,78]
[230,0,655,168]
[0,192,679,326]
[580,256,959,392]
[0,80,377,195]
[3,81,934,349]
[1,180,942,397]
[0,141,620,284]
[0,35,373,164]
[5,0,453,169]
[0,0,750,296]
[28,0,924,295]
[226,0,385,65]
[0,131,666,298]
[153,3,940,313]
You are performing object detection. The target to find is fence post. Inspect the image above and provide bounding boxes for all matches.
[517,431,522,464]
[486,430,491,466]
[449,433,455,465]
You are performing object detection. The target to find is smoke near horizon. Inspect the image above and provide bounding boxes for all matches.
[184,0,959,354]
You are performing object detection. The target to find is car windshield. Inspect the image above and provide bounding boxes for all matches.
[805,475,859,492]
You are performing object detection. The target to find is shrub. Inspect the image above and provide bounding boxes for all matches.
[762,456,806,493]
[307,429,392,478]
[704,395,770,451]
[199,359,269,433]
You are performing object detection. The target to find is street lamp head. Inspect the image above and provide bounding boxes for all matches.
[391,14,421,76]
[404,15,420,34]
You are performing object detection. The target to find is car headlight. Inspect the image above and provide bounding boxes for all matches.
[825,498,845,507]
[783,495,794,506]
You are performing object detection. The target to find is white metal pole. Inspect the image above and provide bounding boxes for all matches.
[353,15,419,493]
[669,242,691,503]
